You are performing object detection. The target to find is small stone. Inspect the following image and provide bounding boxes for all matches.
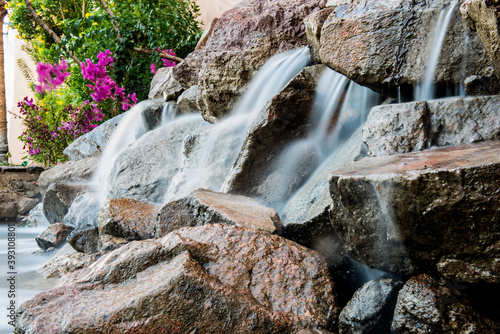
[35,223,75,250]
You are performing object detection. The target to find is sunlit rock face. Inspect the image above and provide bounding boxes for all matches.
[329,140,500,279]
[309,0,494,96]
[15,224,339,334]
[173,0,328,121]
[98,198,161,251]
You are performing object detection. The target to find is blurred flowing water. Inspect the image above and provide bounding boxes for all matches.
[0,222,58,334]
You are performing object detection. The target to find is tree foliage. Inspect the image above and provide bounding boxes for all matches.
[9,0,202,103]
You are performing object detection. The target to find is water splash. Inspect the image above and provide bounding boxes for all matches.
[415,0,459,101]
[163,48,312,203]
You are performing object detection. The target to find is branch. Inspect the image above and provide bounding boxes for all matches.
[23,0,82,66]
[97,0,121,39]
[133,47,184,63]
[97,0,184,63]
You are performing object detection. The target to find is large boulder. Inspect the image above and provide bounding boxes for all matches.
[391,274,498,333]
[172,0,328,120]
[362,96,500,157]
[37,156,99,193]
[221,65,325,204]
[162,114,248,203]
[106,114,207,202]
[461,0,500,81]
[63,114,125,161]
[40,251,103,279]
[16,224,340,333]
[313,0,493,95]
[155,188,283,237]
[329,140,500,279]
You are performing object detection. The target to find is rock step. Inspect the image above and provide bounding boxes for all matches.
[329,140,500,280]
[156,188,283,237]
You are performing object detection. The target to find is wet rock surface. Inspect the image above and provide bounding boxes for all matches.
[173,0,327,119]
[176,85,199,113]
[329,140,500,278]
[42,184,88,225]
[391,274,498,333]
[40,251,103,278]
[339,278,403,334]
[461,0,500,81]
[35,223,75,250]
[37,156,99,193]
[221,65,324,204]
[362,96,500,157]
[106,114,207,202]
[317,0,493,95]
[99,198,161,242]
[155,188,283,237]
[63,114,125,161]
[67,224,100,254]
[16,224,339,333]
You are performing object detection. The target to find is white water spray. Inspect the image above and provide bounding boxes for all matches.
[416,0,459,101]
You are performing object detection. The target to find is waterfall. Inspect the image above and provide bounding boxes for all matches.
[415,0,459,101]
[271,68,381,211]
[92,101,148,203]
[161,102,177,126]
[162,47,312,203]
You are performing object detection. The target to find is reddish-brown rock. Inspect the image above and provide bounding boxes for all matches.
[16,224,339,333]
[98,198,161,248]
[35,223,75,250]
[391,274,498,333]
[155,188,283,237]
[329,140,500,279]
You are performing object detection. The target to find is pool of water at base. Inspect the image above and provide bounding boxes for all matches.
[0,221,59,334]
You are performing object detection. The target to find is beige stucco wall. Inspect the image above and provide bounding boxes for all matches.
[196,0,241,28]
[5,22,36,165]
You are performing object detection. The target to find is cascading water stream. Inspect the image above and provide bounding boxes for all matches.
[92,101,148,203]
[270,68,381,211]
[163,47,312,203]
[415,0,459,101]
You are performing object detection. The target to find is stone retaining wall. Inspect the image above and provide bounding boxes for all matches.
[0,166,44,220]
